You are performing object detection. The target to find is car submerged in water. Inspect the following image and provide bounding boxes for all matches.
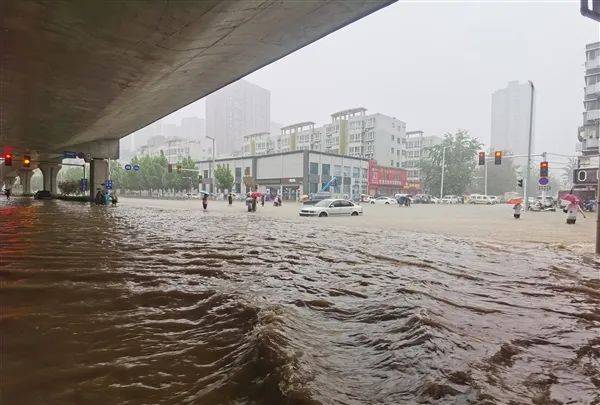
[299,199,363,217]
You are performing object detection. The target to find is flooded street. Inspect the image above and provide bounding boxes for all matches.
[1,198,599,404]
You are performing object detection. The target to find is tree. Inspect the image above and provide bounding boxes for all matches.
[58,179,81,195]
[214,164,234,192]
[420,130,482,196]
[560,158,577,190]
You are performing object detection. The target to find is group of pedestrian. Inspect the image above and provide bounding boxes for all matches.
[512,192,587,224]
[94,188,117,206]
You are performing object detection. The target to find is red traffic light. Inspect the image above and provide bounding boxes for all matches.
[494,151,502,165]
[4,153,13,166]
[478,151,485,165]
[540,161,549,177]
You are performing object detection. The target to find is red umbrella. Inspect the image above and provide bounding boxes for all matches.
[506,197,523,205]
[562,194,580,205]
[250,191,263,198]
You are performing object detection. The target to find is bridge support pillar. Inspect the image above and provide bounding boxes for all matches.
[89,158,109,201]
[18,169,34,195]
[39,163,61,195]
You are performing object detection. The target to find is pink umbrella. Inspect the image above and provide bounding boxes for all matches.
[562,194,580,205]
[250,191,263,198]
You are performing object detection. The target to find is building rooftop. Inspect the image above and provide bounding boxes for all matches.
[331,107,367,120]
[280,122,315,131]
[243,132,271,140]
[586,42,600,50]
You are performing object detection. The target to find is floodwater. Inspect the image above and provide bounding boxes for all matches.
[1,198,599,404]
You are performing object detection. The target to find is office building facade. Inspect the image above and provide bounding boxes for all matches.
[206,79,270,156]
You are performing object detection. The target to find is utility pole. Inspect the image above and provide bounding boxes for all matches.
[440,146,446,199]
[596,120,600,254]
[484,158,488,196]
[524,80,535,210]
[206,136,215,194]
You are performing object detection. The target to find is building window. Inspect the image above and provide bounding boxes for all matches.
[352,167,360,178]
[322,164,330,176]
[204,170,209,179]
[235,167,242,179]
[343,166,350,177]
[391,147,394,153]
[309,162,319,175]
[334,165,341,176]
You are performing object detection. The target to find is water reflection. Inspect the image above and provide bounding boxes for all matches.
[1,198,599,404]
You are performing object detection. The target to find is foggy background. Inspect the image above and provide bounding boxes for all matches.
[159,1,599,155]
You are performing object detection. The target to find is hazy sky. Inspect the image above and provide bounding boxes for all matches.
[158,1,599,160]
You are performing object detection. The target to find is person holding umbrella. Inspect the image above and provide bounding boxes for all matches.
[562,193,585,224]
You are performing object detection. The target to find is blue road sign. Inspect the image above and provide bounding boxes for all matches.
[124,164,132,171]
[538,177,549,186]
[105,180,113,190]
[76,152,85,159]
[63,151,77,159]
[80,178,88,191]
[133,164,140,171]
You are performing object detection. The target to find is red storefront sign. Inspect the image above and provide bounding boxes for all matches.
[368,160,407,193]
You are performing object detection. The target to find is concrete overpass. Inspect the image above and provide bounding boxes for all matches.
[0,0,394,198]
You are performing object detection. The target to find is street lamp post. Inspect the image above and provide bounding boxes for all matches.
[440,146,446,199]
[206,136,216,195]
[524,80,535,210]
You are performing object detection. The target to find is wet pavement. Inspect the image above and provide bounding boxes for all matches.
[1,197,599,404]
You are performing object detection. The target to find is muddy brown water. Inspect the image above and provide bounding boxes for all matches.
[1,198,599,404]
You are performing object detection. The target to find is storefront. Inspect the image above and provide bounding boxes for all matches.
[367,160,408,196]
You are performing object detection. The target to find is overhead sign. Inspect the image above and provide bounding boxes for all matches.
[124,164,132,171]
[573,168,598,185]
[538,177,549,186]
[63,151,77,159]
[133,164,140,171]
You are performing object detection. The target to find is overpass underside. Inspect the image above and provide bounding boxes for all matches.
[0,0,394,198]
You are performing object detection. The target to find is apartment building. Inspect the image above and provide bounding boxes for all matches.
[403,130,442,190]
[138,137,212,163]
[242,132,275,156]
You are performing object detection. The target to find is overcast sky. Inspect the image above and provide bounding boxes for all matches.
[159,1,599,161]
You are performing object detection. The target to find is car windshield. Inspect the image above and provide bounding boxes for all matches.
[315,200,333,207]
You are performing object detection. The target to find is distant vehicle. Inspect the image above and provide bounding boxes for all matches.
[489,196,500,204]
[299,199,363,217]
[441,195,459,204]
[430,196,441,204]
[360,194,373,203]
[370,196,397,205]
[303,191,332,205]
[34,190,52,200]
[413,194,432,204]
[470,194,494,205]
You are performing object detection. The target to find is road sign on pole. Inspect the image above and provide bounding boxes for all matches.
[538,177,549,186]
[133,164,140,171]
[124,164,132,171]
[105,179,113,190]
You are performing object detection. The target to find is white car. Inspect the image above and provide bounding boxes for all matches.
[370,196,397,205]
[441,195,459,204]
[299,199,363,217]
[469,194,494,205]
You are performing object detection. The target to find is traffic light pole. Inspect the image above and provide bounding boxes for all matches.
[440,146,446,199]
[484,160,488,196]
[596,121,600,254]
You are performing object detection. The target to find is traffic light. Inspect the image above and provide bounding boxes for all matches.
[494,151,502,165]
[3,153,12,166]
[540,161,549,177]
[517,178,523,188]
[176,164,182,174]
[167,163,173,173]
[478,151,485,165]
[23,155,31,168]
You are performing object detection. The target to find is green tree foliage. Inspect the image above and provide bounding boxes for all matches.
[472,158,518,196]
[420,130,482,196]
[58,166,88,183]
[58,179,81,195]
[111,153,198,193]
[214,164,234,192]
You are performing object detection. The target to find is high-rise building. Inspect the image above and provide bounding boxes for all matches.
[403,130,442,190]
[574,42,600,199]
[206,79,270,156]
[490,81,535,165]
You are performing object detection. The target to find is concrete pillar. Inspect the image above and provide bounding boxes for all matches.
[90,158,109,201]
[18,169,34,195]
[39,163,61,194]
